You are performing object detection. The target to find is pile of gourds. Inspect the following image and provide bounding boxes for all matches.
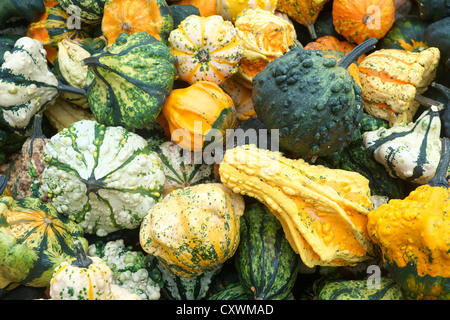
[0,0,449,301]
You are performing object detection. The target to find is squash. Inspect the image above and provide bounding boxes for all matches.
[275,0,329,39]
[0,114,49,199]
[0,0,45,28]
[169,4,200,28]
[49,241,141,300]
[362,106,442,185]
[84,32,177,131]
[367,137,450,300]
[358,47,441,126]
[101,0,173,47]
[233,8,297,88]
[219,144,375,268]
[416,0,450,21]
[424,17,450,69]
[168,14,243,85]
[318,277,405,300]
[252,38,377,157]
[158,262,220,300]
[161,81,237,152]
[176,0,217,17]
[0,196,88,292]
[378,16,429,52]
[216,0,277,22]
[332,0,396,44]
[26,1,95,63]
[57,0,107,25]
[208,282,253,300]
[235,202,300,300]
[0,36,84,136]
[304,35,366,87]
[139,183,245,278]
[155,141,216,196]
[220,77,256,121]
[0,36,21,65]
[39,119,166,237]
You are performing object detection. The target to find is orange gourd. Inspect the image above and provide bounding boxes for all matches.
[332,0,396,44]
[177,0,218,16]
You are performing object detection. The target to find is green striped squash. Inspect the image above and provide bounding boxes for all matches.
[0,196,88,292]
[84,32,176,132]
[39,119,166,237]
[155,141,216,196]
[58,0,107,25]
[318,278,405,300]
[208,282,253,300]
[157,262,220,300]
[235,202,300,300]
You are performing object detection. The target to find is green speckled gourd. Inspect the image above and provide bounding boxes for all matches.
[0,196,88,293]
[39,119,166,237]
[157,262,220,300]
[235,202,300,300]
[57,0,107,25]
[84,32,176,132]
[316,113,405,199]
[252,38,378,157]
[318,277,405,300]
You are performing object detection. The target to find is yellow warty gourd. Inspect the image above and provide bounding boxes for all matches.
[219,144,375,267]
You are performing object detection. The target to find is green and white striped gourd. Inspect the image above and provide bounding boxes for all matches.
[235,201,300,300]
[155,141,216,196]
[84,32,176,132]
[57,0,107,25]
[39,119,166,237]
[362,106,442,185]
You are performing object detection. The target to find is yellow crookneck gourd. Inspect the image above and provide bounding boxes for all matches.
[219,144,375,267]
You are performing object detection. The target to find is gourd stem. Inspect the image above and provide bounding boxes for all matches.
[0,175,8,196]
[431,82,450,100]
[32,113,46,139]
[338,37,378,69]
[414,93,444,109]
[428,137,450,188]
[57,83,86,96]
[307,23,317,40]
[72,241,92,268]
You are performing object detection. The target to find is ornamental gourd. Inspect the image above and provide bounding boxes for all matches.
[139,183,245,278]
[102,0,173,47]
[39,120,166,237]
[216,0,277,22]
[234,8,297,88]
[57,0,107,25]
[362,106,442,185]
[0,0,45,28]
[378,16,429,52]
[0,36,85,135]
[332,0,396,44]
[49,242,141,300]
[161,81,238,152]
[0,197,88,292]
[83,32,176,131]
[220,77,256,121]
[252,38,377,157]
[168,14,243,85]
[358,47,441,125]
[219,144,375,268]
[367,137,450,300]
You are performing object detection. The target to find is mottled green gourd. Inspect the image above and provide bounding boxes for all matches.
[84,32,176,132]
[252,38,377,157]
[318,278,405,300]
[378,16,429,52]
[235,202,300,300]
[57,0,107,25]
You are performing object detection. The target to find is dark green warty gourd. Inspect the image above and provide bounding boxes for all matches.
[252,38,378,157]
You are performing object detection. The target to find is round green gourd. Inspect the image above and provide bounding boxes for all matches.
[378,16,429,52]
[235,202,300,300]
[84,32,176,132]
[39,119,166,237]
[318,277,405,300]
[208,282,253,300]
[0,196,88,293]
[252,38,377,157]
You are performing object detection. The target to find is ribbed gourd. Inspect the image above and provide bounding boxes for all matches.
[235,202,300,300]
[57,0,107,25]
[362,106,442,185]
[84,32,176,132]
[252,38,377,157]
[139,183,245,278]
[0,197,88,293]
[358,47,441,125]
[39,120,166,237]
[219,144,375,268]
[367,137,450,300]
